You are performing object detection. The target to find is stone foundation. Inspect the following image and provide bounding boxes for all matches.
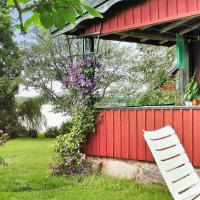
[87,156,200,184]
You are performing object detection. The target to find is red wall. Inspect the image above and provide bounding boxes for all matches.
[84,0,200,36]
[84,108,200,167]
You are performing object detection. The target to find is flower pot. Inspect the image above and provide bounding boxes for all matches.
[185,101,192,106]
[192,99,199,106]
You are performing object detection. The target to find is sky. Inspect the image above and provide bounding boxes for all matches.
[11,9,36,42]
[11,10,39,97]
[17,86,40,97]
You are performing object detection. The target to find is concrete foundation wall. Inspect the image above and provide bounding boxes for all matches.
[87,156,200,184]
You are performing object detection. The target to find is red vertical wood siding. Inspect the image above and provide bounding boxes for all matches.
[182,110,193,161]
[137,110,146,160]
[85,0,200,36]
[173,110,183,142]
[99,111,107,156]
[84,108,200,167]
[129,110,137,160]
[145,110,155,161]
[121,110,130,159]
[105,110,114,157]
[193,110,200,166]
[113,110,122,158]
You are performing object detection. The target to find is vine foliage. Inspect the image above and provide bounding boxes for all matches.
[49,56,101,175]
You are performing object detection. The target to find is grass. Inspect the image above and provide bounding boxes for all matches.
[0,138,173,200]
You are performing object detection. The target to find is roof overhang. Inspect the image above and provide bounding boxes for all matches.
[98,15,200,47]
[51,0,127,37]
[51,0,200,47]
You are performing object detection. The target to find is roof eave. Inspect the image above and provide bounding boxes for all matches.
[51,0,127,37]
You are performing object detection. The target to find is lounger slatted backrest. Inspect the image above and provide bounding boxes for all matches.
[143,126,200,200]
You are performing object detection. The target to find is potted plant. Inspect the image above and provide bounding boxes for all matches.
[184,79,199,106]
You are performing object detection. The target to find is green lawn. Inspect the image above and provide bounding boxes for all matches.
[0,138,173,200]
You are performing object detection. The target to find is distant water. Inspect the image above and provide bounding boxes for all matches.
[41,104,71,132]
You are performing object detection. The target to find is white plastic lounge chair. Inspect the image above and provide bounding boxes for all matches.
[143,126,200,200]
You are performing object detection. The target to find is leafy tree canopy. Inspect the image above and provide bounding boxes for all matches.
[0,0,22,137]
[20,32,137,112]
[0,0,45,137]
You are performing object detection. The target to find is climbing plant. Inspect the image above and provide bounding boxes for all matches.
[49,56,102,175]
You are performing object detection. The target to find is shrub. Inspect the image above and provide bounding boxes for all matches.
[11,125,38,138]
[0,130,9,146]
[160,91,176,105]
[45,127,60,138]
[58,121,72,135]
[8,126,20,138]
[131,89,175,106]
[27,129,38,138]
[49,106,96,175]
[0,130,9,166]
[37,132,45,138]
[44,121,72,138]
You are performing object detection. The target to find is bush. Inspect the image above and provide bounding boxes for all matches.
[0,130,9,146]
[44,121,73,138]
[49,106,96,175]
[131,89,175,106]
[27,129,38,138]
[37,132,45,138]
[160,91,176,105]
[45,127,60,138]
[8,127,20,138]
[0,130,9,166]
[11,125,38,138]
[58,121,72,135]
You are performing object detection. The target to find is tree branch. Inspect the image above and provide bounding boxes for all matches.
[13,0,26,34]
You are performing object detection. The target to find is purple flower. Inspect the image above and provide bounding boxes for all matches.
[53,168,61,174]
[77,74,86,85]
[62,75,69,83]
[62,57,102,102]
[95,59,102,68]
[84,57,92,67]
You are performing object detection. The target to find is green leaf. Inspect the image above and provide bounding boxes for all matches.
[43,4,52,13]
[15,24,21,29]
[7,0,14,6]
[193,82,198,90]
[52,11,65,29]
[188,94,192,100]
[24,14,36,31]
[82,4,103,18]
[32,13,41,26]
[60,8,76,24]
[18,0,30,3]
[40,11,53,29]
[74,5,84,16]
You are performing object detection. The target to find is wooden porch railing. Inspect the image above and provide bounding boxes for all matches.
[84,107,200,167]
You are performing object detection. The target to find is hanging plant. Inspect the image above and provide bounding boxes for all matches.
[49,56,102,175]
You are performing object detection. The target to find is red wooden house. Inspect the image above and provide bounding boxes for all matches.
[52,0,200,167]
